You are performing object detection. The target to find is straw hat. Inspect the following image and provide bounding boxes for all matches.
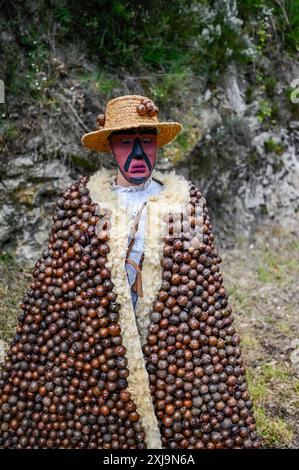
[81,94,183,153]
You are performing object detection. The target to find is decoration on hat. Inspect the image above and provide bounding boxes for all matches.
[96,113,106,128]
[136,98,159,117]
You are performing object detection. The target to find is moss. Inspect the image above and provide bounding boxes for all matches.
[3,123,21,142]
[257,266,272,283]
[94,72,121,96]
[264,137,285,155]
[245,84,256,104]
[68,154,98,171]
[260,204,268,216]
[11,185,40,206]
[247,363,295,446]
[248,151,260,169]
[260,364,290,381]
[76,70,121,99]
[0,251,15,264]
[247,370,268,402]
[276,321,293,336]
[272,156,284,173]
[241,335,261,349]
[264,76,278,98]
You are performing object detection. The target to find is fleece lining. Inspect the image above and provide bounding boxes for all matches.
[87,167,190,449]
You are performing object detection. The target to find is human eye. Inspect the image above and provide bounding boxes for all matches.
[121,138,133,144]
[143,138,152,144]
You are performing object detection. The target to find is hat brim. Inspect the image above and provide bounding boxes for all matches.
[81,122,183,153]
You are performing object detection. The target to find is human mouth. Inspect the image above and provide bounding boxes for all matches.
[130,163,147,173]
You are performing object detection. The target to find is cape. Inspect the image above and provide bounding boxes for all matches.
[0,167,260,449]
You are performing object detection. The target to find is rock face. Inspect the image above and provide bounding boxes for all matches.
[0,56,298,261]
[176,59,299,247]
[0,156,74,262]
[179,121,299,247]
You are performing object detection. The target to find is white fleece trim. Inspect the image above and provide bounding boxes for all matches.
[134,171,190,348]
[86,167,190,449]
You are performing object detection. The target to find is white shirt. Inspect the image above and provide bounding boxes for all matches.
[112,175,163,309]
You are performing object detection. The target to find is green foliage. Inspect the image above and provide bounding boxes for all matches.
[65,0,208,71]
[76,70,122,98]
[264,137,285,155]
[1,0,298,107]
[0,13,51,100]
[175,132,190,151]
[0,251,15,264]
[264,75,278,98]
[149,69,190,106]
[54,4,72,27]
[238,0,299,54]
[1,1,258,79]
[26,42,50,99]
[257,99,273,123]
[2,123,20,142]
[94,73,121,96]
[245,84,256,103]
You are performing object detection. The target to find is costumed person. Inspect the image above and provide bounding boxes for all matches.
[0,95,260,449]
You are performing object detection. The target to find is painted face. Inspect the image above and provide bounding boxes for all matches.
[108,127,158,184]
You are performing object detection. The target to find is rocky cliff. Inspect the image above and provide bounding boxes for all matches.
[0,0,298,263]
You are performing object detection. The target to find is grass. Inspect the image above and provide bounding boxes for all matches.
[260,363,290,381]
[241,335,261,349]
[227,285,252,312]
[246,363,296,447]
[0,252,33,348]
[255,240,299,284]
[276,321,293,336]
[76,69,122,98]
[254,407,294,448]
[222,226,299,448]
[246,369,269,402]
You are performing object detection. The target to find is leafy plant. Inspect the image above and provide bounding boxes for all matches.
[257,99,273,123]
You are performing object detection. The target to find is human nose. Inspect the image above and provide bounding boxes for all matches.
[132,137,146,159]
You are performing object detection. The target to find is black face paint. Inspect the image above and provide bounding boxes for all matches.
[123,137,152,173]
[109,128,157,185]
[113,136,154,184]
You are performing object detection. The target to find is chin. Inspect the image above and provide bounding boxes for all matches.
[127,174,148,183]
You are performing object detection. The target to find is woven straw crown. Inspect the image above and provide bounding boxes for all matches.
[81,94,183,153]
